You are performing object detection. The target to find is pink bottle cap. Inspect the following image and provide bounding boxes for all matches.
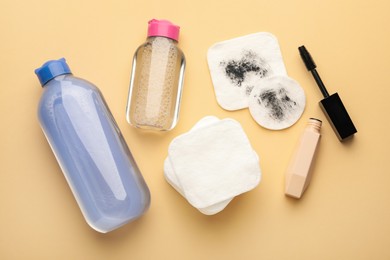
[147,19,180,41]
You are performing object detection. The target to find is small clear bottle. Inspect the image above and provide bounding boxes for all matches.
[285,118,322,199]
[36,58,150,233]
[126,19,186,131]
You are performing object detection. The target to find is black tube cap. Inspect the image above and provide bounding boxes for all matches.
[319,93,357,141]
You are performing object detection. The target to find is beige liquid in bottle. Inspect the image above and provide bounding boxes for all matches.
[285,118,322,199]
[126,20,185,131]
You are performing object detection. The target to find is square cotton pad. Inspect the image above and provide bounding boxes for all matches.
[207,32,287,111]
[164,157,233,215]
[164,116,234,215]
[166,117,261,212]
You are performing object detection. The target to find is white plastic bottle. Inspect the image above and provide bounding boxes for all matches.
[126,19,186,131]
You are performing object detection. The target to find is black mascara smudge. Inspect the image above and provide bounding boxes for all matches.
[220,50,271,91]
[246,85,255,96]
[224,60,260,86]
[257,88,298,121]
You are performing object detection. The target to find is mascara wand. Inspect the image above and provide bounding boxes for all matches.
[298,45,357,141]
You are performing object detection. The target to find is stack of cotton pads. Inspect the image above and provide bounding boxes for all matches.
[164,116,261,215]
[207,32,306,130]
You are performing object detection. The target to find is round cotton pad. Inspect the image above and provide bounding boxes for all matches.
[249,76,306,130]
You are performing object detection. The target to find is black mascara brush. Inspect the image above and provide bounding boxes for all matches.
[298,45,357,141]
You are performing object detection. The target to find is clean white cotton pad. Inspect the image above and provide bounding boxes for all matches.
[164,116,232,215]
[164,158,232,215]
[164,116,260,215]
[248,76,306,130]
[207,32,287,111]
[190,116,220,130]
[168,118,261,209]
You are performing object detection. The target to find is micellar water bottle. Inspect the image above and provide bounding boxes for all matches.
[126,19,186,131]
[35,58,150,233]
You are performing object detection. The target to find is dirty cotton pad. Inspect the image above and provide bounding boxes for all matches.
[249,76,306,130]
[164,116,235,215]
[207,32,287,111]
[167,118,261,210]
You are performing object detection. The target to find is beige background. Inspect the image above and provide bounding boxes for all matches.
[1,0,389,259]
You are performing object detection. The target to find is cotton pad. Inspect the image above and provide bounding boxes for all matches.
[164,116,233,215]
[207,32,287,111]
[164,117,261,214]
[248,76,306,130]
[167,117,261,211]
[164,157,232,215]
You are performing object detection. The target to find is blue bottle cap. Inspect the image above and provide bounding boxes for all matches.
[35,58,72,86]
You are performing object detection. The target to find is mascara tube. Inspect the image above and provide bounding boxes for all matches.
[298,45,357,141]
